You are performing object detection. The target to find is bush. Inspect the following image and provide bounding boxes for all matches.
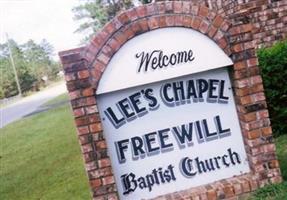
[257,40,287,137]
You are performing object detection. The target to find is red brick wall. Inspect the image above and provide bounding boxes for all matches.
[59,1,285,199]
[157,0,287,47]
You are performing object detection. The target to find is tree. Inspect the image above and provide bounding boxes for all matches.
[73,0,151,42]
[22,40,54,81]
[6,39,36,94]
[73,0,108,42]
[0,43,18,98]
[0,39,60,98]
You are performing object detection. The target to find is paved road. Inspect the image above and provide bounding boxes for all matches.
[0,82,67,128]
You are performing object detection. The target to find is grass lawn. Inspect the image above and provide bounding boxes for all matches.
[0,93,90,200]
[42,92,69,106]
[0,93,286,200]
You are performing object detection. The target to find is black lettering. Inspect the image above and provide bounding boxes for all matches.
[219,80,229,103]
[197,79,209,100]
[163,170,171,182]
[188,50,195,61]
[186,80,198,102]
[213,156,221,169]
[121,173,137,195]
[146,174,155,191]
[195,157,207,173]
[136,49,195,72]
[176,51,187,63]
[172,81,185,102]
[131,136,145,159]
[115,139,129,163]
[228,148,241,165]
[167,165,176,181]
[144,88,158,110]
[129,92,146,114]
[162,55,169,66]
[180,157,197,177]
[205,159,216,171]
[158,51,164,68]
[158,128,173,150]
[117,98,135,119]
[136,50,160,72]
[222,155,230,166]
[195,120,205,143]
[144,132,160,153]
[202,119,218,141]
[152,169,160,184]
[172,123,193,147]
[158,168,165,183]
[169,54,176,65]
[208,79,219,102]
[151,56,159,69]
[161,83,174,106]
[214,115,231,138]
[104,107,125,128]
[138,177,147,189]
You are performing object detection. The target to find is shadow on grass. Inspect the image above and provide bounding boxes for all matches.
[24,93,69,117]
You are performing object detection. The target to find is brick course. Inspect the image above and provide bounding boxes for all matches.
[59,1,285,199]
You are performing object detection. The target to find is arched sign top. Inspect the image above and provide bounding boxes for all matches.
[97,27,233,95]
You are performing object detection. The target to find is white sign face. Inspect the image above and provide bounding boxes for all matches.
[97,68,250,200]
[97,27,233,95]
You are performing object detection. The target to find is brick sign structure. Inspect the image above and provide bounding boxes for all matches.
[59,1,285,199]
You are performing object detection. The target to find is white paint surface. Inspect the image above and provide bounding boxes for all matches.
[97,27,233,94]
[97,68,250,200]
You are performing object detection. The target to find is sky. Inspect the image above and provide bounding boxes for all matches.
[0,0,83,59]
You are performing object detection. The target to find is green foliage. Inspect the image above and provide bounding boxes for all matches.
[73,0,150,42]
[0,39,60,99]
[73,0,109,41]
[0,95,90,200]
[258,40,287,137]
[22,39,57,81]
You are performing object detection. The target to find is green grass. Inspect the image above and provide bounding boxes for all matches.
[275,135,287,181]
[0,95,90,200]
[43,93,69,106]
[250,134,287,200]
[250,182,287,200]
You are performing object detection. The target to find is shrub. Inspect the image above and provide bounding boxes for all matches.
[257,40,287,137]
